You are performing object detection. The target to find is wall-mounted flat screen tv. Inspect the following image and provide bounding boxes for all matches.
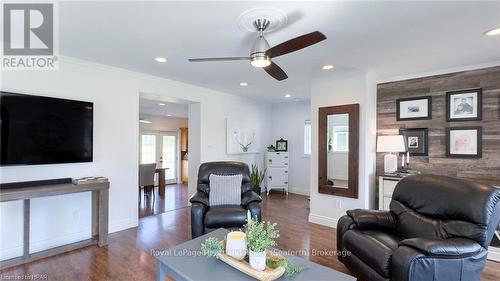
[0,92,93,166]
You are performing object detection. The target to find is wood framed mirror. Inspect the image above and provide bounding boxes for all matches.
[318,104,359,198]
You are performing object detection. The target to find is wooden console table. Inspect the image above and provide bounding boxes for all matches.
[0,181,109,270]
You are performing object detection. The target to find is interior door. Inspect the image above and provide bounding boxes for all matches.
[160,133,177,184]
[140,132,178,185]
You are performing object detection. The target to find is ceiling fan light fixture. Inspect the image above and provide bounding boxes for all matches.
[485,27,500,36]
[251,56,271,68]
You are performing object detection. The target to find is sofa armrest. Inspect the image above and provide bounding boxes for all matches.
[241,191,262,208]
[346,209,396,231]
[391,242,487,281]
[189,191,209,206]
[190,202,208,239]
[400,237,483,257]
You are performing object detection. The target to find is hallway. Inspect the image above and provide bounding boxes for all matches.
[139,184,188,218]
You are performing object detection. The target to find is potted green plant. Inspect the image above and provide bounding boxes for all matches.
[250,164,266,194]
[267,144,276,152]
[246,214,279,271]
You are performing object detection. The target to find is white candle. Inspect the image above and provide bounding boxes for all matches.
[226,231,247,260]
[407,151,410,164]
[247,210,251,223]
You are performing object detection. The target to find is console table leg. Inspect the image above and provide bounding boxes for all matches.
[23,199,30,257]
[98,189,109,246]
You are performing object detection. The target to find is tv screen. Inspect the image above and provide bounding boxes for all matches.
[0,92,93,166]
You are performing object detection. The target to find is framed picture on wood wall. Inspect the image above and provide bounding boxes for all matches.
[446,88,482,122]
[396,96,432,121]
[446,127,482,158]
[399,128,428,156]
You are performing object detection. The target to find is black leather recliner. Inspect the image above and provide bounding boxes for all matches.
[337,175,500,281]
[190,161,262,238]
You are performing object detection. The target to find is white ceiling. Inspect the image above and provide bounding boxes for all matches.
[60,1,500,102]
[139,99,189,118]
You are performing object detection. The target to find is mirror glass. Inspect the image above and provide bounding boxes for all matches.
[326,113,349,189]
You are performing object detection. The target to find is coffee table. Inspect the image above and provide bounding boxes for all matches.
[155,228,356,281]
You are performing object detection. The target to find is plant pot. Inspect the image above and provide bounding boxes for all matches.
[253,187,261,194]
[249,250,267,271]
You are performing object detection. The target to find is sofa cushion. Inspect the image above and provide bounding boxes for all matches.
[343,229,401,278]
[208,174,242,206]
[204,205,247,228]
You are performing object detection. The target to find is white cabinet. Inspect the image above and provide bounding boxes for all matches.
[265,152,289,195]
[378,176,402,211]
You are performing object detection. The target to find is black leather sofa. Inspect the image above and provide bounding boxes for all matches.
[337,175,500,281]
[189,161,262,238]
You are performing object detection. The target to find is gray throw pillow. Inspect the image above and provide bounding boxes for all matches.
[208,174,242,206]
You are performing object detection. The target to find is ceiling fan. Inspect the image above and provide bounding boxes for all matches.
[188,19,327,81]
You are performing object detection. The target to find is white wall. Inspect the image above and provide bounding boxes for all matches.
[308,71,377,227]
[270,101,311,195]
[0,56,271,260]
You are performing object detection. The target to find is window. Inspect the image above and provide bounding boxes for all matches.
[140,134,156,164]
[304,120,311,155]
[332,126,349,152]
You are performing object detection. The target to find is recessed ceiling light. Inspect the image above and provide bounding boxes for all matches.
[284,94,291,98]
[154,57,167,63]
[485,27,500,36]
[158,103,166,106]
[139,119,152,124]
[240,82,248,86]
[167,114,172,117]
[322,65,334,70]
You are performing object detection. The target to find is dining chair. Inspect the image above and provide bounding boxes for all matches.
[139,163,156,201]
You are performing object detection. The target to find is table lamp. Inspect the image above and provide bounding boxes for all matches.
[377,135,406,173]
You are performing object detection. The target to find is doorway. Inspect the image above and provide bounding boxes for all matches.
[138,97,191,218]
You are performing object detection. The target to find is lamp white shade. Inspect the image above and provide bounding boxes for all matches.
[377,135,406,153]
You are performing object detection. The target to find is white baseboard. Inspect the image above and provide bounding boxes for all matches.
[308,213,338,228]
[109,216,138,233]
[488,246,500,262]
[30,229,91,254]
[288,188,309,196]
[0,217,138,262]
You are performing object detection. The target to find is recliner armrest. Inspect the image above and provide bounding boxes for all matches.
[189,191,209,206]
[241,191,262,208]
[400,237,483,257]
[346,209,396,231]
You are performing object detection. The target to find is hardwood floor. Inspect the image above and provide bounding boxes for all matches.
[1,192,499,280]
[139,184,188,218]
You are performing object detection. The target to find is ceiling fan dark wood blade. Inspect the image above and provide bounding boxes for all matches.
[266,31,327,58]
[264,62,288,81]
[188,57,250,62]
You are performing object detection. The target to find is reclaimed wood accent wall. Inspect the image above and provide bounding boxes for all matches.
[376,66,500,186]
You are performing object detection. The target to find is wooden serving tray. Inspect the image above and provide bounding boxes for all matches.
[217,241,285,281]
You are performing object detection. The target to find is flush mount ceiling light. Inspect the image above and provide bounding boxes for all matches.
[154,57,167,63]
[240,82,248,86]
[158,103,166,106]
[484,27,500,36]
[284,94,291,98]
[322,65,334,70]
[139,119,152,124]
[167,114,172,117]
